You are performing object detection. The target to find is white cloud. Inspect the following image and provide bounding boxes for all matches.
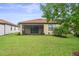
[0,3,43,24]
[0,4,40,14]
[24,4,41,13]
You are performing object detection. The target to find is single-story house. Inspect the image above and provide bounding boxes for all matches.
[0,19,18,35]
[18,19,58,35]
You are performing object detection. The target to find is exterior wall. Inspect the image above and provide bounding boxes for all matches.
[11,26,14,33]
[19,23,59,35]
[5,25,19,34]
[19,24,23,35]
[20,24,44,35]
[44,24,59,35]
[11,26,19,33]
[10,26,18,33]
[0,24,12,35]
[0,24,19,35]
[5,25,11,34]
[0,24,5,35]
[44,24,48,35]
[15,27,19,32]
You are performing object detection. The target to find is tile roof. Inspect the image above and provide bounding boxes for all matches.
[0,19,17,27]
[19,18,56,24]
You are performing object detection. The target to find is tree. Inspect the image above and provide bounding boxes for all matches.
[40,3,79,37]
[40,4,52,22]
[40,3,66,22]
[68,4,79,36]
[40,3,69,37]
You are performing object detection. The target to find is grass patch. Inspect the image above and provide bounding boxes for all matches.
[0,34,79,56]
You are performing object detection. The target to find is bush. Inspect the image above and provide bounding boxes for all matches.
[53,26,68,37]
[74,31,79,37]
[17,32,21,35]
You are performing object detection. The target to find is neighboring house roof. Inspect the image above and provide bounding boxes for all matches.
[19,19,57,24]
[0,19,17,27]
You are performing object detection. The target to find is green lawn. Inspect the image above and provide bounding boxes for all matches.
[0,34,79,56]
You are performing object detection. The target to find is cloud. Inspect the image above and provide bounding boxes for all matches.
[0,3,43,24]
[24,4,41,13]
[0,3,42,14]
[0,3,40,9]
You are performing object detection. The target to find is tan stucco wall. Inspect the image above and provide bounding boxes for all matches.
[44,24,53,35]
[44,24,59,35]
[19,24,23,35]
[20,24,59,35]
[44,24,48,35]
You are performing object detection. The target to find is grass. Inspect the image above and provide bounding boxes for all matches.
[0,34,79,56]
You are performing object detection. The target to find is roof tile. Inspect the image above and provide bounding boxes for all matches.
[0,19,17,27]
[19,19,56,24]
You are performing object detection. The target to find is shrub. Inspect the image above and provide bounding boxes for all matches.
[53,26,68,37]
[74,31,79,37]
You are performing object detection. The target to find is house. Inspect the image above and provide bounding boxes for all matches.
[18,19,58,35]
[0,19,18,35]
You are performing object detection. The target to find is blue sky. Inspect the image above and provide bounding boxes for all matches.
[0,3,43,24]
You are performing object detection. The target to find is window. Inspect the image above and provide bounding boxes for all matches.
[11,26,12,31]
[48,24,56,31]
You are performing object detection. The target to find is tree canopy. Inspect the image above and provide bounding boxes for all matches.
[40,3,79,37]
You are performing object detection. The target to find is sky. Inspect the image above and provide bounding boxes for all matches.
[0,3,43,24]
